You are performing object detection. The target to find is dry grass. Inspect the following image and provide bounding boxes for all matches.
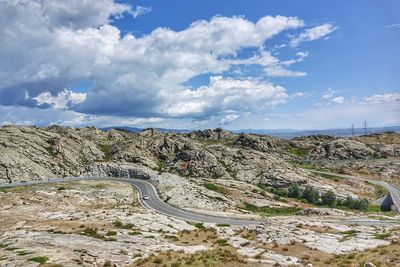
[130,247,262,267]
[169,228,219,246]
[320,240,400,267]
[260,241,332,265]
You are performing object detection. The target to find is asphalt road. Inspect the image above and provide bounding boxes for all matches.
[0,177,260,225]
[306,169,400,213]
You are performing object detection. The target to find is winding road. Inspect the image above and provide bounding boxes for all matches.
[1,169,399,225]
[0,177,259,225]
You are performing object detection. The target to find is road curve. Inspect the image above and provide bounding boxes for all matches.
[305,169,400,213]
[0,177,260,225]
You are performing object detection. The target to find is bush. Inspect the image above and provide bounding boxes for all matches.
[302,186,320,204]
[28,256,49,264]
[288,184,301,198]
[216,239,228,246]
[128,231,141,236]
[106,230,117,236]
[343,196,369,211]
[271,188,288,197]
[321,190,337,206]
[194,223,205,229]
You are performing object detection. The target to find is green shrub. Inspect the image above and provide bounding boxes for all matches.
[113,221,134,229]
[216,239,228,246]
[271,188,288,197]
[203,183,228,194]
[321,190,337,206]
[128,231,141,236]
[194,223,205,229]
[288,184,301,198]
[302,186,320,204]
[106,230,117,236]
[81,228,103,239]
[155,160,166,174]
[343,196,370,211]
[28,256,49,264]
[243,203,301,216]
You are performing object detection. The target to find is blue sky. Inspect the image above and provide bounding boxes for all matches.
[0,0,399,130]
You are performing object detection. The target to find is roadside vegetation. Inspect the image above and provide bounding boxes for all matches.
[242,202,302,216]
[260,183,373,211]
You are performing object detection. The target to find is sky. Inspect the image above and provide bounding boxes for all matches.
[0,0,399,130]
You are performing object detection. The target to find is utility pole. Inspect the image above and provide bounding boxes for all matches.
[351,124,354,137]
[363,121,368,136]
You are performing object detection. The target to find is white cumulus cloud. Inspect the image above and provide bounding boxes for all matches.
[33,89,87,109]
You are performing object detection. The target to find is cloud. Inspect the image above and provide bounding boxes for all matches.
[0,1,309,118]
[130,6,152,18]
[162,76,289,117]
[362,93,400,104]
[290,23,337,47]
[219,114,240,125]
[233,50,308,77]
[1,0,344,128]
[322,88,336,99]
[331,96,345,104]
[33,89,87,109]
[316,88,348,106]
[386,23,400,30]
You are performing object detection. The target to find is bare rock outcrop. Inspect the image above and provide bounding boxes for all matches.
[308,139,376,160]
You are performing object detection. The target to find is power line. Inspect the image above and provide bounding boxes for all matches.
[363,121,368,135]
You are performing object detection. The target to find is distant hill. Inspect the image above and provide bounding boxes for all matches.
[101,126,400,138]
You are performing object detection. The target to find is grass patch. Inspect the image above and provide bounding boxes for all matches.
[325,240,400,266]
[81,228,104,239]
[373,232,391,239]
[216,223,230,227]
[203,182,229,194]
[242,203,301,216]
[193,222,206,230]
[105,230,117,236]
[286,146,311,157]
[44,146,57,157]
[98,144,112,161]
[17,250,32,256]
[318,173,345,182]
[113,220,134,229]
[154,160,166,174]
[135,247,245,267]
[216,239,229,246]
[340,229,360,237]
[28,256,49,264]
[128,231,141,236]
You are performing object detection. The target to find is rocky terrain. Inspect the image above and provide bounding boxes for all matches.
[1,126,400,212]
[1,180,399,267]
[1,126,400,266]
